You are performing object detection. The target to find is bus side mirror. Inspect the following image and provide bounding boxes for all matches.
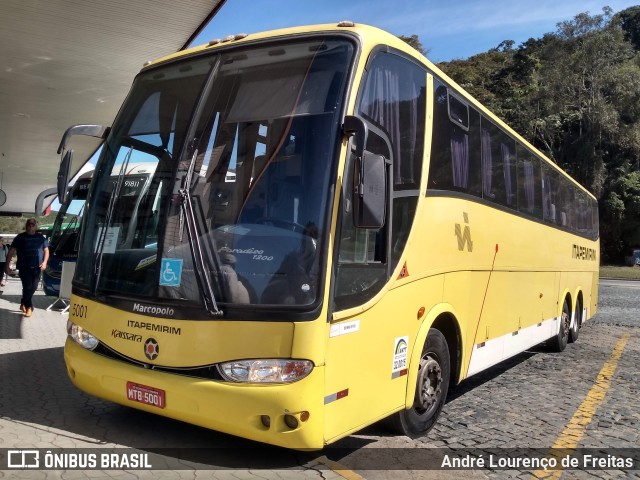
[354,151,386,229]
[56,124,109,204]
[35,187,58,216]
[57,150,73,204]
[57,124,109,155]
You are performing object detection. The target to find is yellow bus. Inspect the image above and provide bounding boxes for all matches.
[60,22,599,450]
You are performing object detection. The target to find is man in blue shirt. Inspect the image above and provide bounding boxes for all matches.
[4,218,49,317]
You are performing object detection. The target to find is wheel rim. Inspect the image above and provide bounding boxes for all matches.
[574,301,582,333]
[415,354,442,414]
[562,307,570,339]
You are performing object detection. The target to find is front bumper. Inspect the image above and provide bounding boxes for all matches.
[64,338,325,449]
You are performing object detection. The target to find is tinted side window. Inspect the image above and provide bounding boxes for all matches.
[481,118,516,208]
[517,145,542,218]
[558,186,575,229]
[336,51,426,311]
[425,81,599,241]
[428,80,481,195]
[542,165,560,224]
[360,52,425,191]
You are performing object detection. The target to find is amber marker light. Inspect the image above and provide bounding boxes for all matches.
[417,307,425,319]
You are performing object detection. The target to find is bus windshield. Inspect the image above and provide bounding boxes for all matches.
[49,177,91,259]
[74,37,355,311]
[51,170,154,260]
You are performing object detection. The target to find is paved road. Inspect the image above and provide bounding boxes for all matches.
[595,279,640,327]
[0,276,638,479]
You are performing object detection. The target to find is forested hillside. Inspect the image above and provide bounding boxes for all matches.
[436,6,640,263]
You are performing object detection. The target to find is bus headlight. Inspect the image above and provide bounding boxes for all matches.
[66,320,99,351]
[218,359,313,383]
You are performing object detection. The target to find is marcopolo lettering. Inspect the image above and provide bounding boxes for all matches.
[132,303,175,317]
[127,319,181,335]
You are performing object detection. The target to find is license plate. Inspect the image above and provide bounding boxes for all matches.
[126,382,165,409]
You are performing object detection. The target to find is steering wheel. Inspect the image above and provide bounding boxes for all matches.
[255,217,307,233]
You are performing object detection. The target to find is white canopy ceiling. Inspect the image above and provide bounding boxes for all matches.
[0,0,225,215]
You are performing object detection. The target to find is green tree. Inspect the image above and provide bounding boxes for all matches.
[0,215,54,235]
[398,34,428,56]
[615,5,640,50]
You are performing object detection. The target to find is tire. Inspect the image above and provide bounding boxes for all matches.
[549,298,570,352]
[389,329,450,438]
[568,297,582,343]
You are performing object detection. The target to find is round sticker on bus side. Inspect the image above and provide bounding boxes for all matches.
[392,336,409,375]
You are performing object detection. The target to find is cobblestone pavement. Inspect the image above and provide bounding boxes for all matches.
[1,276,638,479]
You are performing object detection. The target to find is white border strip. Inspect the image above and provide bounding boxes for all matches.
[467,316,559,377]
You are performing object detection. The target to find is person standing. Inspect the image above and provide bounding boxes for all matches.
[0,237,8,286]
[4,219,49,317]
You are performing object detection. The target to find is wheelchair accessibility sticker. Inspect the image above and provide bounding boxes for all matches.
[159,258,183,287]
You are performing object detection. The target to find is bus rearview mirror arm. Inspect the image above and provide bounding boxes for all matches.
[56,124,110,204]
[35,187,58,216]
[57,150,73,205]
[57,124,110,154]
[343,115,368,158]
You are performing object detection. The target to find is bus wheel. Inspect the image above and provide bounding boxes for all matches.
[549,299,570,352]
[568,297,582,343]
[391,329,450,439]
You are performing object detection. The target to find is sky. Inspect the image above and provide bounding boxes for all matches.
[194,0,640,62]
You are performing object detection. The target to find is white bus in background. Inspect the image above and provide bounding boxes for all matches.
[42,163,157,297]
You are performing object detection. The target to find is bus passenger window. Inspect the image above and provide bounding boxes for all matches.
[448,93,471,190]
[481,119,515,207]
[559,187,575,229]
[542,165,560,224]
[503,140,516,207]
[428,83,453,190]
[517,145,542,218]
[427,81,481,196]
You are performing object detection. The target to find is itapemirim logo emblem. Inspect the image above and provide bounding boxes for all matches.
[455,212,473,252]
[144,338,159,360]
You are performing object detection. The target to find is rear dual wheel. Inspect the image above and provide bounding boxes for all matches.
[568,297,582,343]
[549,298,571,352]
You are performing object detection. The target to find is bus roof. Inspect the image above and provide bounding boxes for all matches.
[141,22,595,200]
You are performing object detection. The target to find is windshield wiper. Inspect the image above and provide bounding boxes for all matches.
[93,148,132,292]
[178,148,224,316]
